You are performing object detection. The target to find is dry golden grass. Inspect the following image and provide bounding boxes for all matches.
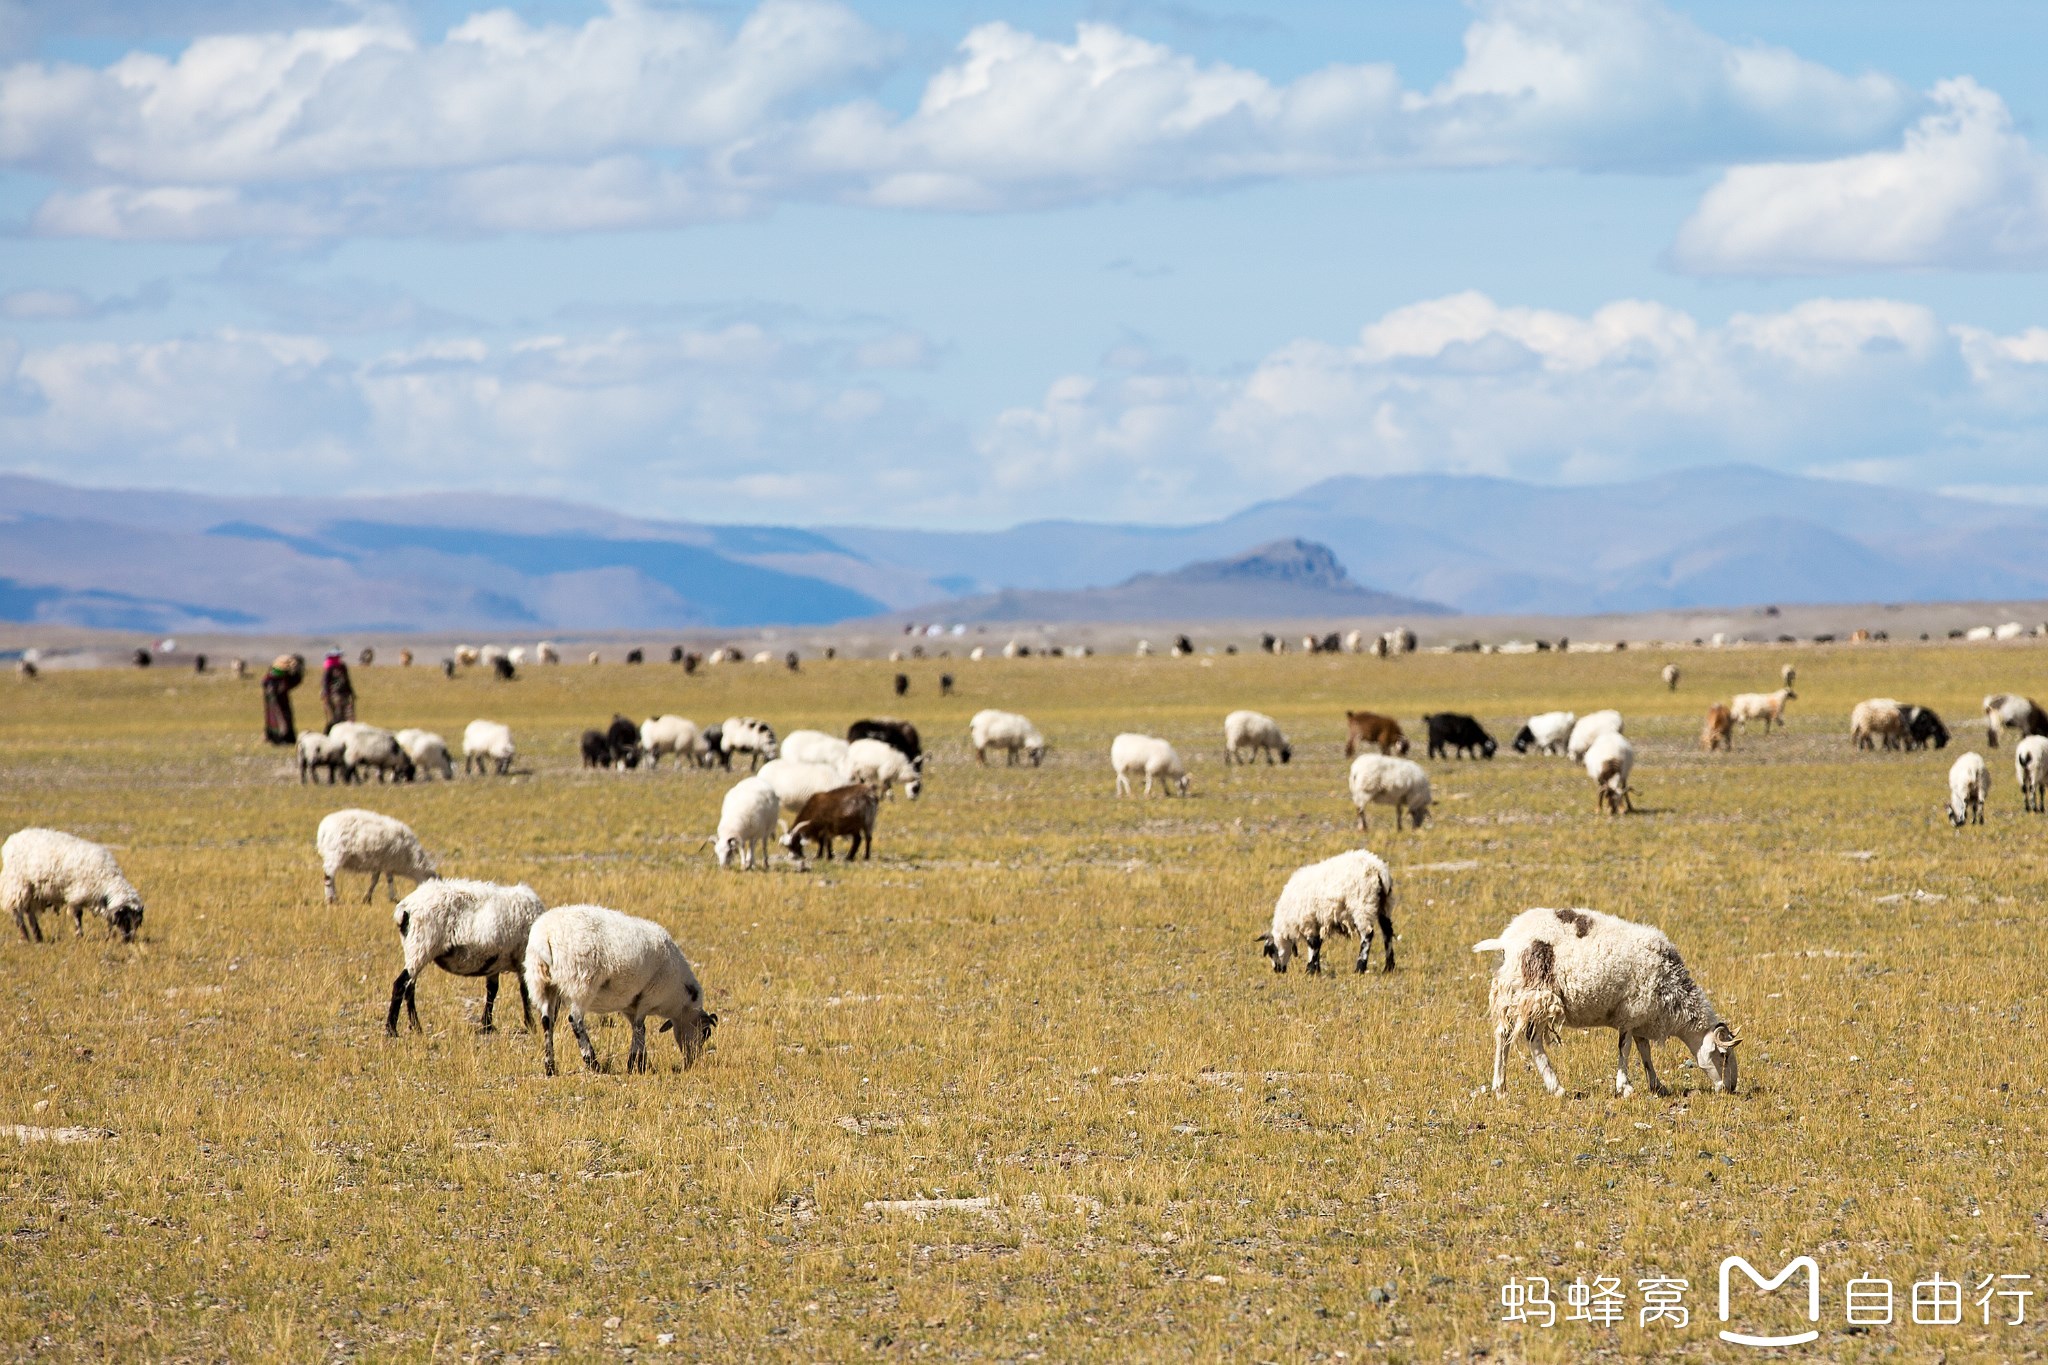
[3,644,2047,1361]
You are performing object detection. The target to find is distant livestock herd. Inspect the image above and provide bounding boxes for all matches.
[7,655,2046,1096]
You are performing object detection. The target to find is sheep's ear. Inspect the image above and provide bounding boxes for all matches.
[660,1020,674,1033]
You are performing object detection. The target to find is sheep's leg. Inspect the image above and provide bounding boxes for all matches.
[361,872,379,905]
[1635,1037,1670,1096]
[516,974,533,1031]
[479,975,499,1034]
[323,871,338,905]
[628,1018,648,1074]
[1377,903,1396,972]
[1614,1031,1634,1097]
[1355,925,1373,974]
[1491,1022,1512,1095]
[1303,932,1323,975]
[388,875,402,903]
[1522,1033,1565,1096]
[1356,805,1369,832]
[68,902,84,936]
[569,1010,601,1072]
[540,1008,558,1076]
[385,969,412,1036]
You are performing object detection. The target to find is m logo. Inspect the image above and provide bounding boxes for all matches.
[1719,1256,1820,1346]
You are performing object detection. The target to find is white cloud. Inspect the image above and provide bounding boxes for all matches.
[980,292,2048,520]
[0,319,960,515]
[1674,79,2048,274]
[0,0,1915,237]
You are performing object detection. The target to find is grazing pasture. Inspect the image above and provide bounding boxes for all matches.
[3,644,2047,1359]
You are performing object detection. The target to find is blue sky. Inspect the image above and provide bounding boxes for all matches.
[1,0,2045,527]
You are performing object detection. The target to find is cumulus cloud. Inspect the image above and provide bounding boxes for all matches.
[1674,79,2048,274]
[0,319,960,515]
[979,292,2048,520]
[0,0,1916,237]
[7,292,2037,523]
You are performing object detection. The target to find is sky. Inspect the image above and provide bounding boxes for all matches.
[0,0,2045,528]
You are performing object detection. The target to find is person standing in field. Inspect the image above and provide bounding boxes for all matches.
[320,650,356,728]
[262,653,305,745]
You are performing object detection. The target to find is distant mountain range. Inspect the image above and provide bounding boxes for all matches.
[3,466,2047,632]
[925,538,1449,622]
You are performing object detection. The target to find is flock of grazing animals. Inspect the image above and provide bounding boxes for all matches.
[7,651,2045,1097]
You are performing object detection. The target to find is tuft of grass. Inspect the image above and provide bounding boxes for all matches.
[2,645,2046,1359]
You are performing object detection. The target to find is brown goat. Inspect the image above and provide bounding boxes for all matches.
[1701,703,1734,751]
[781,784,879,863]
[1345,710,1410,757]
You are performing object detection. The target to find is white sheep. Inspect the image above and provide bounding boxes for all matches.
[1256,850,1395,975]
[1982,693,2048,749]
[1343,629,1364,653]
[968,646,987,662]
[479,644,507,667]
[316,809,438,904]
[1947,751,1990,828]
[1583,731,1635,815]
[1511,711,1576,756]
[506,647,529,667]
[524,904,717,1075]
[386,879,546,1036]
[1565,710,1623,761]
[970,709,1045,766]
[1661,663,1680,691]
[1111,733,1189,797]
[754,758,849,818]
[715,777,781,871]
[844,737,922,799]
[2018,735,2048,815]
[1133,640,1153,658]
[394,728,455,780]
[1347,754,1431,830]
[1223,710,1291,765]
[718,716,779,770]
[641,715,709,769]
[779,729,852,769]
[335,722,412,783]
[1004,639,1025,659]
[1474,906,1740,1097]
[1849,699,1906,750]
[462,719,516,776]
[455,645,480,666]
[536,641,560,665]
[1729,687,1795,733]
[298,729,348,784]
[3,827,145,943]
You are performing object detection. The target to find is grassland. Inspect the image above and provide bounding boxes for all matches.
[3,643,2047,1361]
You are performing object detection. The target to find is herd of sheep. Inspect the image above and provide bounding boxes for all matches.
[7,655,2047,1095]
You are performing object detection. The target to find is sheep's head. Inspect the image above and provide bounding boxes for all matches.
[1279,744,1292,764]
[104,891,143,942]
[1392,737,1411,757]
[1175,773,1192,796]
[1695,1023,1740,1093]
[661,999,717,1069]
[1511,725,1535,754]
[1026,738,1046,766]
[715,835,739,869]
[903,774,923,800]
[1480,736,1499,759]
[1256,932,1286,973]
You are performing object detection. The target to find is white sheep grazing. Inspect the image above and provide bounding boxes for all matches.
[1111,733,1189,797]
[587,651,601,665]
[1583,731,1635,815]
[780,729,851,769]
[754,758,849,818]
[845,737,922,799]
[1982,693,2048,749]
[641,715,709,769]
[1347,754,1431,830]
[524,904,717,1075]
[1661,663,1680,691]
[1343,629,1364,653]
[970,709,1045,766]
[1133,639,1153,658]
[715,777,780,871]
[394,728,455,780]
[2018,735,2048,814]
[386,879,546,1036]
[3,827,145,943]
[1257,850,1395,975]
[536,641,560,665]
[462,719,516,776]
[316,809,438,904]
[1474,906,1740,1097]
[298,729,348,784]
[968,646,987,661]
[1565,710,1623,761]
[1729,687,1795,733]
[1223,710,1291,765]
[507,647,529,667]
[1947,751,1990,828]
[1850,699,1906,750]
[719,716,779,770]
[1511,710,1576,756]
[337,723,412,783]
